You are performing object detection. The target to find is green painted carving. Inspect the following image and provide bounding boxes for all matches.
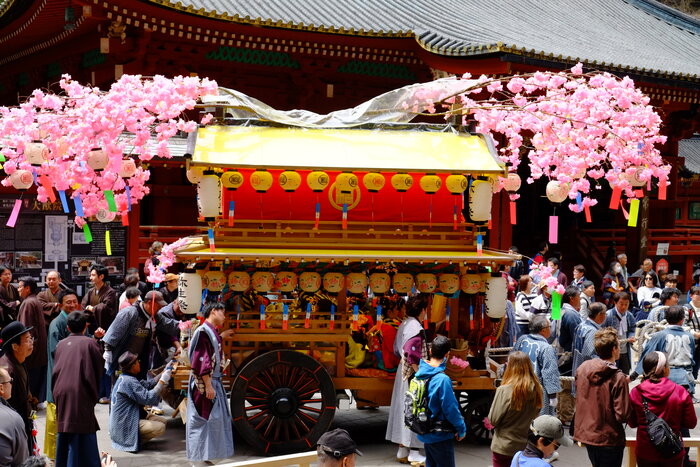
[81,49,106,69]
[205,46,300,69]
[337,60,415,80]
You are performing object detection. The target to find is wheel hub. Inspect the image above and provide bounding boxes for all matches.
[269,387,298,418]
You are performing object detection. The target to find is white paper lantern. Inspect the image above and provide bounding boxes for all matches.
[416,273,437,293]
[186,166,204,184]
[9,170,34,190]
[119,159,137,178]
[468,179,492,222]
[627,167,647,187]
[392,273,414,294]
[503,173,522,192]
[460,273,481,294]
[545,180,569,203]
[484,275,507,318]
[274,271,297,292]
[439,274,460,294]
[205,268,226,292]
[197,173,222,219]
[228,271,250,292]
[251,271,274,292]
[178,272,203,315]
[479,272,490,293]
[96,208,116,223]
[25,141,48,166]
[346,273,368,294]
[369,273,391,294]
[323,272,345,293]
[87,148,108,171]
[299,272,321,292]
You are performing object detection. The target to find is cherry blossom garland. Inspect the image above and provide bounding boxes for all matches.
[145,236,192,283]
[530,262,566,295]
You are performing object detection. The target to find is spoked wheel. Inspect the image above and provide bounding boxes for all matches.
[231,350,336,455]
[464,393,494,444]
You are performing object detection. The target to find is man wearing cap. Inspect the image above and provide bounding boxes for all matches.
[37,270,63,327]
[160,273,179,304]
[512,415,572,465]
[0,366,29,466]
[102,290,170,379]
[317,428,361,467]
[52,311,104,467]
[17,276,48,406]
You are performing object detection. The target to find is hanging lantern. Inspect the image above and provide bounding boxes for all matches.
[299,272,321,292]
[545,180,569,203]
[460,273,481,294]
[307,171,330,192]
[479,272,490,293]
[392,273,414,294]
[227,271,250,292]
[627,167,647,187]
[274,271,298,292]
[9,170,33,190]
[119,159,137,178]
[445,174,468,195]
[198,269,209,289]
[186,166,205,184]
[484,274,507,318]
[468,179,492,222]
[439,274,460,294]
[391,173,413,192]
[572,166,587,180]
[87,148,108,172]
[323,272,345,293]
[178,271,203,315]
[419,174,442,194]
[369,272,391,294]
[279,170,302,192]
[96,208,116,223]
[251,271,274,292]
[336,172,358,193]
[489,176,502,194]
[416,273,437,293]
[362,173,385,193]
[206,267,227,292]
[25,141,48,166]
[222,170,244,191]
[197,173,222,220]
[346,272,368,294]
[503,173,522,192]
[250,169,273,193]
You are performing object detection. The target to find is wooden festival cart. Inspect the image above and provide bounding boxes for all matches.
[171,121,518,454]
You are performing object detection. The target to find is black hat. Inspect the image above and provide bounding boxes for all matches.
[118,351,139,372]
[317,428,362,458]
[0,321,33,351]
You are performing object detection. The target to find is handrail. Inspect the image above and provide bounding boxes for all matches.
[218,451,317,467]
[625,436,700,467]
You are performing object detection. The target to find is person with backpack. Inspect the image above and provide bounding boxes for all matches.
[629,351,697,467]
[408,335,466,467]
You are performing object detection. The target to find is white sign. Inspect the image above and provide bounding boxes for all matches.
[44,215,68,261]
[656,242,670,256]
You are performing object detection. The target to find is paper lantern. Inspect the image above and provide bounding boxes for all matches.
[485,275,507,318]
[279,170,302,192]
[87,148,108,172]
[119,159,137,178]
[197,173,222,219]
[479,273,490,293]
[416,273,437,293]
[346,272,368,294]
[198,269,209,289]
[221,170,244,190]
[369,273,391,294]
[503,173,522,192]
[307,171,329,192]
[391,173,413,192]
[251,170,273,193]
[96,208,116,223]
[468,179,492,222]
[460,273,481,294]
[336,173,358,193]
[392,273,414,294]
[206,268,226,292]
[323,272,345,293]
[178,271,203,315]
[9,170,34,190]
[299,272,321,292]
[490,176,502,194]
[419,174,442,194]
[362,173,385,193]
[545,180,569,203]
[445,174,468,195]
[439,274,460,294]
[628,167,647,187]
[227,271,250,292]
[572,166,587,179]
[251,271,274,292]
[274,271,297,292]
[25,141,48,166]
[186,166,204,184]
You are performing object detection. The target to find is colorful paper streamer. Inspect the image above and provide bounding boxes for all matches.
[352,305,359,331]
[121,212,129,226]
[125,186,132,211]
[282,303,289,331]
[228,201,235,227]
[83,223,92,243]
[105,190,117,212]
[551,292,562,320]
[6,199,21,228]
[105,230,112,255]
[305,303,312,329]
[609,186,622,210]
[74,197,84,217]
[259,304,266,330]
[208,228,215,252]
[584,205,592,223]
[40,175,56,203]
[376,304,382,325]
[628,198,640,227]
[476,234,483,256]
[445,304,450,332]
[659,180,667,200]
[330,304,335,330]
[342,204,348,230]
[510,201,517,225]
[58,190,69,213]
[549,215,558,244]
[314,202,320,229]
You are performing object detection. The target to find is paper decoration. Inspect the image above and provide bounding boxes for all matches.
[227,271,250,292]
[307,171,329,192]
[336,173,358,193]
[584,205,592,222]
[628,198,640,227]
[330,304,335,330]
[221,171,244,190]
[419,174,442,194]
[74,197,84,217]
[659,180,667,200]
[252,271,274,292]
[59,190,69,213]
[362,173,385,192]
[274,271,297,292]
[105,190,117,212]
[121,212,129,226]
[228,201,234,227]
[322,272,344,293]
[551,292,562,320]
[549,215,558,244]
[416,273,437,293]
[352,304,359,331]
[445,304,451,331]
[391,173,413,192]
[545,181,569,203]
[198,174,222,219]
[207,228,215,252]
[282,303,289,330]
[205,268,226,292]
[439,274,460,294]
[83,223,92,243]
[178,271,202,314]
[39,175,56,202]
[609,186,622,209]
[376,304,383,324]
[105,230,112,256]
[6,199,21,227]
[477,234,483,255]
[260,304,266,330]
[346,272,368,294]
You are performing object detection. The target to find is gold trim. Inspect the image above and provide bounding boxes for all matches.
[0,0,16,20]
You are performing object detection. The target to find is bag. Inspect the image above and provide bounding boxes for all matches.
[44,402,57,458]
[404,374,455,435]
[641,395,684,457]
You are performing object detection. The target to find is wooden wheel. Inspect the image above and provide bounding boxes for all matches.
[231,350,336,455]
[463,393,494,444]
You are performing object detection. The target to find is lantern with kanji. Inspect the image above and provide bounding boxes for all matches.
[445,174,467,195]
[87,148,108,172]
[228,271,250,292]
[250,170,273,193]
[391,173,413,192]
[9,170,34,190]
[24,141,48,166]
[484,274,507,318]
[274,271,297,292]
[307,171,329,192]
[279,170,302,192]
[197,172,222,220]
[362,173,385,193]
[251,271,274,292]
[299,272,321,292]
[178,271,203,315]
[222,170,244,190]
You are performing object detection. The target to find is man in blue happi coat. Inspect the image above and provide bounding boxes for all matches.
[571,302,607,396]
[602,292,636,375]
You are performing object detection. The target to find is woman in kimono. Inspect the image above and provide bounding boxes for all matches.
[385,293,430,465]
[186,302,235,461]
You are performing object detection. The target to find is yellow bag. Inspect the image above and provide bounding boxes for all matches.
[345,336,366,369]
[44,402,57,459]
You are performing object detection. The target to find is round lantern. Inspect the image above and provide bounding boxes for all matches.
[369,273,391,294]
[206,268,226,292]
[178,271,203,315]
[362,173,385,193]
[227,271,250,292]
[439,274,460,294]
[186,166,205,184]
[628,167,647,187]
[299,272,321,292]
[9,170,34,190]
[419,174,442,194]
[416,273,437,293]
[221,170,244,190]
[274,271,298,292]
[25,141,48,166]
[251,271,274,292]
[336,173,358,193]
[503,173,522,192]
[391,173,413,192]
[468,179,492,222]
[198,269,209,289]
[323,272,344,293]
[545,180,569,203]
[95,208,116,223]
[197,173,222,220]
[479,273,490,293]
[490,176,502,194]
[572,166,587,180]
[392,273,414,294]
[346,272,368,294]
[484,275,507,318]
[279,170,302,192]
[460,273,481,294]
[445,174,468,195]
[307,171,330,192]
[87,148,108,172]
[251,170,273,193]
[119,159,137,178]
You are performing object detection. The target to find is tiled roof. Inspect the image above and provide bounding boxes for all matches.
[149,0,700,81]
[681,136,700,174]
